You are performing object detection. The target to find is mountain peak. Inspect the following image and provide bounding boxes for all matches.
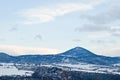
[73,46,86,50]
[70,46,90,52]
[61,47,96,57]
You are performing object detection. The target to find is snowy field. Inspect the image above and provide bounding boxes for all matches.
[0,63,120,76]
[0,63,33,76]
[41,63,120,75]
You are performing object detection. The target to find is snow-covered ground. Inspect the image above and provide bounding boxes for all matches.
[0,63,33,76]
[41,63,120,75]
[0,62,120,76]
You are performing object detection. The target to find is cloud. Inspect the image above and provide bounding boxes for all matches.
[0,45,60,55]
[18,3,93,24]
[73,0,120,45]
[81,4,120,24]
[75,24,109,32]
[9,27,18,32]
[35,34,42,40]
[91,39,116,44]
[75,24,120,37]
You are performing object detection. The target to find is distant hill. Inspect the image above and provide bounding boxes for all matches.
[0,47,120,65]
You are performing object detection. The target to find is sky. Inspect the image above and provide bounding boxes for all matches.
[0,0,120,56]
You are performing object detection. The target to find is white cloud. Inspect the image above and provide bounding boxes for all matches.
[82,4,120,24]
[75,24,109,32]
[18,3,93,24]
[0,45,60,55]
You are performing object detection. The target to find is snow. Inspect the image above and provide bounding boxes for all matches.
[0,62,120,76]
[113,63,120,67]
[43,63,120,75]
[0,63,33,76]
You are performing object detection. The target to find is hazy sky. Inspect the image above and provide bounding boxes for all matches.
[0,0,120,56]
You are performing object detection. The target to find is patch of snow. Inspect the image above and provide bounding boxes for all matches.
[0,63,33,76]
[49,63,120,75]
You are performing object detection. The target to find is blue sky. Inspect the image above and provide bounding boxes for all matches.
[0,0,120,56]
